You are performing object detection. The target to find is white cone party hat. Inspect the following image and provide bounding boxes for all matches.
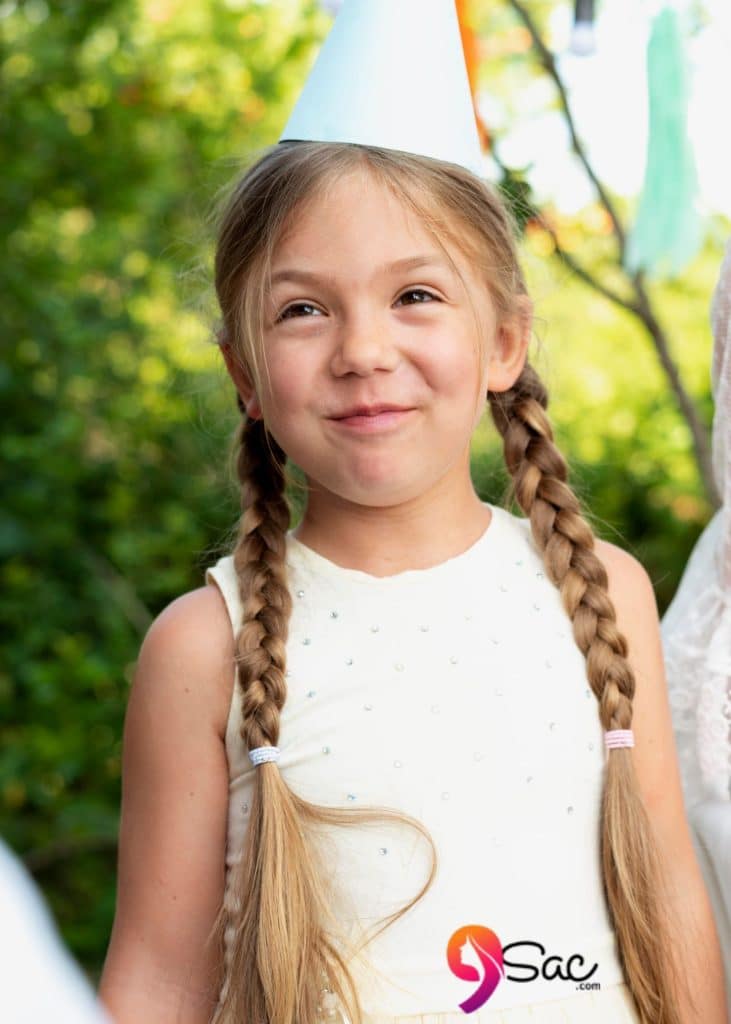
[278,0,488,179]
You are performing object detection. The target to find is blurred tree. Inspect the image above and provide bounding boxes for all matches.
[0,0,329,975]
[481,0,719,507]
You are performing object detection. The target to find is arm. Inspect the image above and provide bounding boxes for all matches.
[98,584,236,1024]
[596,539,730,1024]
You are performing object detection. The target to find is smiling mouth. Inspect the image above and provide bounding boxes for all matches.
[330,405,414,419]
[328,408,416,432]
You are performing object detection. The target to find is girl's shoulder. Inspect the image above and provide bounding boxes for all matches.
[140,582,236,743]
[591,536,647,595]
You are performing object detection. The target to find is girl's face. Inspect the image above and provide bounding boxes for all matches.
[226,169,528,510]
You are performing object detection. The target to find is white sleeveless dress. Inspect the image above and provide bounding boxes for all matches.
[204,500,641,1022]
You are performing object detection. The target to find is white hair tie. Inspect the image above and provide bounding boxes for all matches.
[248,745,281,766]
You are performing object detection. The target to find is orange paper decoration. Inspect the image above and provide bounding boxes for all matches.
[456,0,491,153]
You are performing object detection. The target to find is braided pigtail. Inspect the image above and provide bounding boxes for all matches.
[208,404,438,1024]
[487,362,697,1024]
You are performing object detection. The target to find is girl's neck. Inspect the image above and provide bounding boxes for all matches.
[289,489,493,578]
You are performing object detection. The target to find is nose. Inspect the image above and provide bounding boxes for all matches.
[329,308,401,376]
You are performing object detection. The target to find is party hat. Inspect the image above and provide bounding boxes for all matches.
[279,0,488,179]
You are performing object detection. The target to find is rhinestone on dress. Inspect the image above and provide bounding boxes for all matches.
[490,636,500,645]
[345,657,354,666]
[515,559,523,566]
[322,746,331,754]
[549,722,556,731]
[441,792,450,800]
[330,610,339,619]
[393,760,402,768]
[419,624,430,632]
[346,793,357,801]
[430,704,440,713]
[499,583,508,592]
[363,703,373,711]
[370,624,380,633]
[526,775,533,782]
[536,571,544,579]
[302,637,312,645]
[449,655,459,665]
[495,688,503,696]
[394,662,405,671]
[533,602,541,611]
[242,802,249,813]
[296,589,305,598]
[379,847,388,855]
[307,690,316,698]
[588,743,594,751]
[567,806,574,814]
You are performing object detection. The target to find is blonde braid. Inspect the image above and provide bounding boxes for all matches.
[210,404,438,1024]
[488,362,695,1024]
[221,412,341,1024]
[232,413,291,757]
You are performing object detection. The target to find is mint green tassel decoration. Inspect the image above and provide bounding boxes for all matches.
[624,5,701,280]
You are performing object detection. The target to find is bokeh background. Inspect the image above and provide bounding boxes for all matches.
[2,0,729,984]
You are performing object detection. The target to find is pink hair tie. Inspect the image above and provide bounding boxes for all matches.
[604,729,634,749]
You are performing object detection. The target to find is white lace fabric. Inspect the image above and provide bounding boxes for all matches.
[661,235,731,808]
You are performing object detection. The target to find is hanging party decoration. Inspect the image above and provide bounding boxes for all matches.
[570,0,597,56]
[456,0,492,155]
[624,4,701,280]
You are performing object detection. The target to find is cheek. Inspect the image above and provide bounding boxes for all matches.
[423,337,481,397]
[260,345,315,420]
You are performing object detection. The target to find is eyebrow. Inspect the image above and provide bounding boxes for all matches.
[270,254,452,288]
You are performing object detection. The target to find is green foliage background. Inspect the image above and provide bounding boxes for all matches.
[1,0,727,982]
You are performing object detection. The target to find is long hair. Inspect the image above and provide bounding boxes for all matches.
[206,140,694,1024]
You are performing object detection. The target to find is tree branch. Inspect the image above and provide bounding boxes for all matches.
[497,0,719,508]
[535,212,641,315]
[505,0,627,258]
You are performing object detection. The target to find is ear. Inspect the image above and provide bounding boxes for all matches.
[487,295,533,393]
[220,343,263,420]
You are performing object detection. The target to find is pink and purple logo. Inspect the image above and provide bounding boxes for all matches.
[447,925,600,1012]
[446,925,505,1013]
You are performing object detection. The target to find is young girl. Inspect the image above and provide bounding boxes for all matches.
[97,4,727,1024]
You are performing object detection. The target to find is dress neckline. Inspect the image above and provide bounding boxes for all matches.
[285,500,507,585]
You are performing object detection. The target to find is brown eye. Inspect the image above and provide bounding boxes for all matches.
[276,302,323,322]
[396,288,439,306]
